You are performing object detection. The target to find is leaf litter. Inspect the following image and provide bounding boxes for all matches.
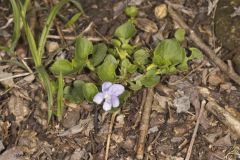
[0,0,240,159]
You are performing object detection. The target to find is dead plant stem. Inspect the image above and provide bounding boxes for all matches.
[136,88,154,159]
[185,100,206,160]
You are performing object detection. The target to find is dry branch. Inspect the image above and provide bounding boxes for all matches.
[206,101,240,138]
[105,110,120,160]
[167,5,240,85]
[136,88,154,159]
[185,100,206,160]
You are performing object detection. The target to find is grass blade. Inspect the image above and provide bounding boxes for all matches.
[38,0,69,60]
[9,0,21,54]
[37,66,54,122]
[57,72,64,121]
[0,59,28,71]
[18,1,40,66]
[70,0,84,14]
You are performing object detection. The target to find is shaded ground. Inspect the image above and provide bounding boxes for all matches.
[0,0,240,160]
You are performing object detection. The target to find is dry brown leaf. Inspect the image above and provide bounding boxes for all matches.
[8,94,30,124]
[204,128,222,143]
[190,89,200,116]
[136,18,158,33]
[152,93,169,113]
[208,72,224,86]
[59,116,93,137]
[0,72,14,88]
[18,130,38,154]
[174,94,190,113]
[0,147,24,160]
[213,133,232,147]
[62,109,81,129]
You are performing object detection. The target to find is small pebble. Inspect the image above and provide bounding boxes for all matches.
[154,4,168,19]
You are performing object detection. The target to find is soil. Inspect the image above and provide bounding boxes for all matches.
[0,0,240,160]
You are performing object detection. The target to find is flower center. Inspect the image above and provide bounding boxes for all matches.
[104,93,111,100]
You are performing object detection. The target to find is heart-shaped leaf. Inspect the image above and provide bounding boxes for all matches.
[121,59,137,73]
[104,54,119,67]
[153,39,186,66]
[189,48,203,60]
[140,70,160,87]
[97,61,116,82]
[50,59,73,75]
[82,83,98,102]
[129,80,142,91]
[174,28,185,42]
[75,37,93,61]
[124,6,138,18]
[91,43,107,66]
[114,21,136,40]
[134,49,149,65]
[63,80,85,103]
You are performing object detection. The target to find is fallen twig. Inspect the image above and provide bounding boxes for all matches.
[167,5,240,85]
[0,72,31,82]
[185,100,206,160]
[105,109,120,160]
[133,89,147,129]
[206,101,240,138]
[136,88,154,159]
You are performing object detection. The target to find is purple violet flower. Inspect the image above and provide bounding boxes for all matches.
[93,82,125,111]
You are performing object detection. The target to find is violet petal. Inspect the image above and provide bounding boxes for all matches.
[111,95,120,108]
[93,92,104,104]
[109,84,125,96]
[103,99,112,111]
[102,82,112,92]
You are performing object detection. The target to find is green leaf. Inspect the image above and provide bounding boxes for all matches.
[21,17,40,65]
[133,49,150,65]
[64,80,85,103]
[82,83,98,102]
[86,60,95,71]
[140,70,160,87]
[57,72,64,121]
[153,39,186,67]
[37,66,54,122]
[174,28,185,42]
[121,43,135,50]
[38,0,69,60]
[50,59,73,75]
[121,59,137,73]
[111,39,121,47]
[117,49,129,59]
[114,21,136,40]
[104,54,119,67]
[129,80,142,91]
[177,58,188,71]
[124,6,138,18]
[71,59,85,72]
[189,48,203,60]
[9,0,21,54]
[91,43,107,66]
[72,80,85,102]
[75,37,93,61]
[97,61,116,82]
[119,90,131,104]
[64,12,82,28]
